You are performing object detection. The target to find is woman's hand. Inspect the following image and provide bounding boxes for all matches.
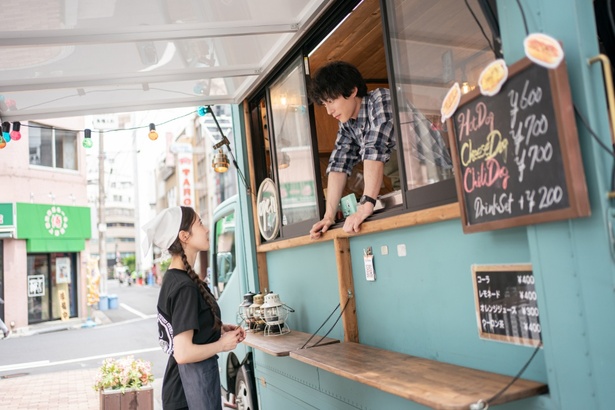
[217,328,242,352]
[222,324,246,342]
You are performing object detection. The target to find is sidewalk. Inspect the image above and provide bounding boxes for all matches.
[0,367,164,410]
[0,310,164,410]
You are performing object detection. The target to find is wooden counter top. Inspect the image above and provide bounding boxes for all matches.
[243,330,340,357]
[290,342,548,410]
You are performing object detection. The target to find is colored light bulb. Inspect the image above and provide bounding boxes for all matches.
[10,122,21,141]
[1,122,10,142]
[83,129,93,149]
[197,106,207,116]
[148,123,158,141]
[0,136,6,149]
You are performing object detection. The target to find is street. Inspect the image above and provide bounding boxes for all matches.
[0,279,169,380]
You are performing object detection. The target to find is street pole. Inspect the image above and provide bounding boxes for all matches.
[132,131,142,279]
[98,130,107,295]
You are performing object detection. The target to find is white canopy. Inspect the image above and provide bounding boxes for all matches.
[0,0,333,121]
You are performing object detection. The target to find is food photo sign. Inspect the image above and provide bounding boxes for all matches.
[441,33,590,233]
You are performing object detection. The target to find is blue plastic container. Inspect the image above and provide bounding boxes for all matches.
[108,294,119,309]
[98,295,109,311]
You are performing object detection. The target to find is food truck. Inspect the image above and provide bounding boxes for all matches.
[207,1,615,409]
[3,0,614,409]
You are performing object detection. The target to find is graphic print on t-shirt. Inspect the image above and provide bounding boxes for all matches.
[158,312,174,354]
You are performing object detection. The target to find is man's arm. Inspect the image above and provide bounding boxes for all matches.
[310,171,347,239]
[342,159,383,233]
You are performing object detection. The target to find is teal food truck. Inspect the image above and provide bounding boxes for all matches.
[206,1,615,409]
[3,0,614,409]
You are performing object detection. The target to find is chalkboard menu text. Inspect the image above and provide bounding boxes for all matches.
[472,264,541,346]
[448,58,590,233]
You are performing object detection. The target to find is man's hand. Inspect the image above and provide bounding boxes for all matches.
[310,215,336,239]
[343,203,374,233]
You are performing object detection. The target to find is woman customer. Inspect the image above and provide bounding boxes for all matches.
[142,206,245,410]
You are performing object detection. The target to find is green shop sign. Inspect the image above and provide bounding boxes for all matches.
[0,203,14,228]
[16,203,92,252]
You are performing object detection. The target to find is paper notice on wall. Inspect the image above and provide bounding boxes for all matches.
[56,257,71,284]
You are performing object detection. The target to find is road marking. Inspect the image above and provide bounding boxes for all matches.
[0,347,161,372]
[120,302,150,318]
[0,360,50,372]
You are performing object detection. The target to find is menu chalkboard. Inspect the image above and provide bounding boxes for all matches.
[448,58,590,233]
[472,264,541,346]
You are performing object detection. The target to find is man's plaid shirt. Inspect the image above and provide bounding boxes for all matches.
[326,88,396,175]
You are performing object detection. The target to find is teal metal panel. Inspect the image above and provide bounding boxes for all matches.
[266,242,344,340]
[317,369,431,410]
[497,1,615,409]
[348,220,547,382]
[255,353,343,410]
[231,104,259,295]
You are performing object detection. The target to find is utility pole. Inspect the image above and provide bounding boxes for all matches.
[132,131,141,278]
[98,130,107,295]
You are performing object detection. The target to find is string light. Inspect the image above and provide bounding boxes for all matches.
[1,107,201,152]
[148,123,158,141]
[2,122,10,142]
[83,129,93,149]
[10,122,21,141]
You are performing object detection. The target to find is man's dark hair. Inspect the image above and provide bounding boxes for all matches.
[308,61,368,104]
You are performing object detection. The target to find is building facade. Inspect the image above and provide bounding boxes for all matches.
[0,117,91,330]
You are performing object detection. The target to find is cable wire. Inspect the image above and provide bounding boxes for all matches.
[18,109,199,134]
[310,297,351,348]
[485,342,542,406]
[515,0,530,36]
[299,299,349,350]
[463,0,495,56]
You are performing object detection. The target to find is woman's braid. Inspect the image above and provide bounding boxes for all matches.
[180,249,222,331]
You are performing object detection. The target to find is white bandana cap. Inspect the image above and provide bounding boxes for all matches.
[141,206,183,256]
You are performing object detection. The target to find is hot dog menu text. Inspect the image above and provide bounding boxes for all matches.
[451,61,570,229]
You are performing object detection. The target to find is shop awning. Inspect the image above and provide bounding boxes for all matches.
[15,203,92,253]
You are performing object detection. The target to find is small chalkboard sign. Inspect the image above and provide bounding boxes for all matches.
[472,264,541,346]
[447,58,590,233]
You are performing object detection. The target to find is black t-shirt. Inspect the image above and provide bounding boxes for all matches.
[157,269,221,410]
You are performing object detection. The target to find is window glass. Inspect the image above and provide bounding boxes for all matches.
[27,254,50,323]
[29,123,78,170]
[55,129,77,170]
[213,213,236,297]
[268,58,319,227]
[384,0,495,190]
[29,125,53,167]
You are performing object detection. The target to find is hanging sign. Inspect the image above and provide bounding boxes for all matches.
[177,152,195,207]
[256,178,280,241]
[472,264,542,346]
[447,57,590,233]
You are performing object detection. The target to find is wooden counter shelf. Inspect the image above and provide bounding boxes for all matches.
[289,342,548,410]
[243,330,340,357]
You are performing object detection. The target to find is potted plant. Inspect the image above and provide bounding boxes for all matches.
[94,355,155,410]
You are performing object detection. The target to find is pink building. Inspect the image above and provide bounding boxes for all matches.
[0,118,92,332]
